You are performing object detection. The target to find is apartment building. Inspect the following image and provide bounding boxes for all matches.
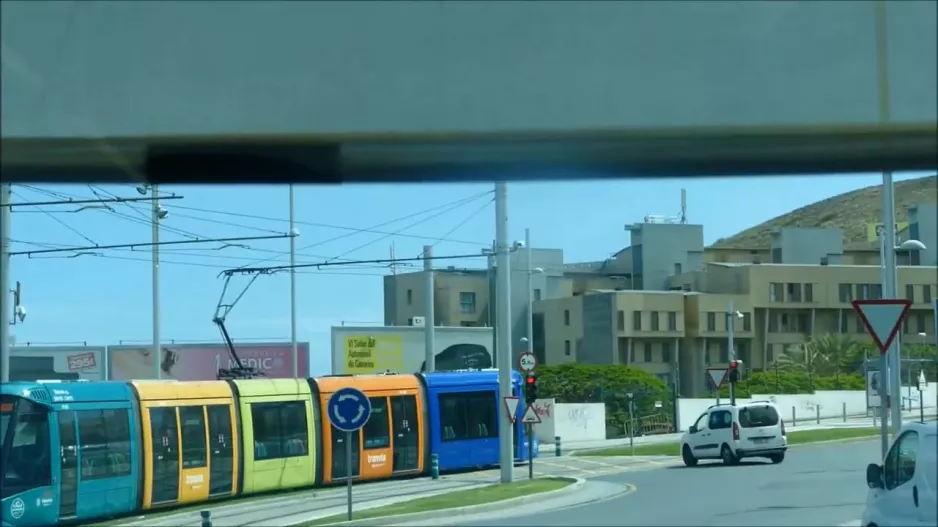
[383,207,937,397]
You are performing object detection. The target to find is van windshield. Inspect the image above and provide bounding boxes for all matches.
[738,405,779,428]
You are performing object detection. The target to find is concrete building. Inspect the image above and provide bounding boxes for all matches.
[383,205,937,397]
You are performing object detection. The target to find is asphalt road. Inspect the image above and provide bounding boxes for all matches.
[452,440,880,527]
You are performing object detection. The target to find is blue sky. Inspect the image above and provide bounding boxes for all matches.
[7,171,931,375]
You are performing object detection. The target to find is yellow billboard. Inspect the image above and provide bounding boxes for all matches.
[866,222,909,243]
[343,334,403,373]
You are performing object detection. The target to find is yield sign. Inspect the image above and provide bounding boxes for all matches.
[706,368,729,390]
[503,396,521,424]
[519,404,542,424]
[852,299,911,354]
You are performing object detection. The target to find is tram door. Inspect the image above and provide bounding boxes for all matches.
[331,426,360,481]
[207,405,234,497]
[57,411,78,520]
[149,407,180,505]
[390,395,419,473]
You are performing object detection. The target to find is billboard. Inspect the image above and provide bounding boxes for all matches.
[107,342,310,381]
[11,346,107,381]
[331,326,494,375]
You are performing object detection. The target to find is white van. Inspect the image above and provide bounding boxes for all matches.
[680,400,788,466]
[862,421,937,527]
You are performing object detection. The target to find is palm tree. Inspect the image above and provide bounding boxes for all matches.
[805,334,866,381]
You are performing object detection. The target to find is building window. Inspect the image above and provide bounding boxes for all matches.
[855,315,866,333]
[643,342,652,362]
[662,342,672,364]
[564,340,571,356]
[77,409,133,480]
[459,292,476,314]
[924,285,933,304]
[617,310,625,331]
[871,284,883,300]
[707,312,716,332]
[917,313,927,333]
[797,313,811,333]
[787,283,802,302]
[633,311,642,331]
[719,342,729,363]
[534,288,542,301]
[804,283,814,302]
[839,283,853,303]
[857,284,870,300]
[769,283,783,303]
[705,348,712,364]
[742,313,752,332]
[667,312,677,331]
[674,263,682,275]
[564,309,570,326]
[651,312,660,331]
[406,289,413,305]
[768,314,779,333]
[906,284,916,303]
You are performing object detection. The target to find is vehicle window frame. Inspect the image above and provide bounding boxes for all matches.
[77,408,133,481]
[251,401,309,461]
[692,413,708,432]
[179,406,208,469]
[709,410,731,430]
[738,405,779,428]
[438,390,499,442]
[884,430,919,490]
[1,398,53,499]
[362,397,390,450]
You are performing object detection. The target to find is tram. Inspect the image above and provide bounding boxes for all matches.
[0,370,537,527]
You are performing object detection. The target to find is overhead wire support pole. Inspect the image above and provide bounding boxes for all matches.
[495,182,513,484]
[152,184,161,380]
[0,183,12,382]
[289,184,298,377]
[423,245,435,373]
[9,234,295,257]
[4,195,184,208]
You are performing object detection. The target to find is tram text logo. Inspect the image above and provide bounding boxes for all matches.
[10,498,25,519]
[367,453,387,466]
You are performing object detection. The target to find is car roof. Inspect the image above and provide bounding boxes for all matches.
[901,421,938,434]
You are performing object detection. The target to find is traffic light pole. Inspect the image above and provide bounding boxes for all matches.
[524,373,538,479]
[527,422,534,479]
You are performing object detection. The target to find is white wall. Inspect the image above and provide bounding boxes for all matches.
[677,383,938,431]
[530,399,606,444]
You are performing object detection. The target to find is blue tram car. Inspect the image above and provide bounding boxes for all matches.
[1,381,142,527]
[420,369,537,472]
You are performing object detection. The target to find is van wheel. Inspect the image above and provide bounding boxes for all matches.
[721,444,738,465]
[682,445,698,467]
[768,453,785,464]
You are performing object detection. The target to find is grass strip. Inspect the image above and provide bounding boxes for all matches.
[576,426,891,457]
[301,478,571,526]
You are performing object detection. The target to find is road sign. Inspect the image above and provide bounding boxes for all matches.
[519,404,542,424]
[503,396,521,424]
[866,369,883,408]
[851,299,911,354]
[518,352,537,373]
[918,370,928,392]
[327,387,372,433]
[327,387,372,522]
[706,368,729,390]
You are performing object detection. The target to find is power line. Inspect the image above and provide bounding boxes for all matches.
[10,234,296,257]
[426,196,494,252]
[225,252,486,276]
[5,194,182,208]
[11,190,98,245]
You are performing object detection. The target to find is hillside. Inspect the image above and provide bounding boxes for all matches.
[711,174,938,250]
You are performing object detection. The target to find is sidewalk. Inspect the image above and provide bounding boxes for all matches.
[118,473,498,527]
[537,407,937,454]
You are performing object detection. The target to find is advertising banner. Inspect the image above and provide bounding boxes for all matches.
[331,326,494,375]
[107,342,310,381]
[11,346,107,381]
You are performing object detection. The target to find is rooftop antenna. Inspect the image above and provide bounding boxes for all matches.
[390,242,397,275]
[680,188,688,224]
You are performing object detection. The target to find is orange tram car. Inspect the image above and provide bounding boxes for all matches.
[0,370,536,527]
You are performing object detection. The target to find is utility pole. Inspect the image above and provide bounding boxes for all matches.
[423,245,435,373]
[289,184,298,377]
[525,228,533,354]
[0,183,12,382]
[727,300,736,405]
[495,182,513,483]
[873,0,902,436]
[151,185,161,380]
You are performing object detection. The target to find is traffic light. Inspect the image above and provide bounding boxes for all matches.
[525,374,539,404]
[729,360,743,383]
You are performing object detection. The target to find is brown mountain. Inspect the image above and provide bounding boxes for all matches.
[711,174,938,250]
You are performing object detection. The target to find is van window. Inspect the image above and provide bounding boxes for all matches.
[738,406,780,428]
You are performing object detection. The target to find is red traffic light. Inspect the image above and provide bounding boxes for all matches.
[526,375,536,384]
[730,360,739,369]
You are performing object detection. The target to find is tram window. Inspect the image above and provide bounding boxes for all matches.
[179,406,207,469]
[251,401,309,460]
[1,399,52,499]
[438,391,498,441]
[362,397,390,450]
[77,409,132,480]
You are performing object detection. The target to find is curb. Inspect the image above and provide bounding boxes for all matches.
[317,477,585,527]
